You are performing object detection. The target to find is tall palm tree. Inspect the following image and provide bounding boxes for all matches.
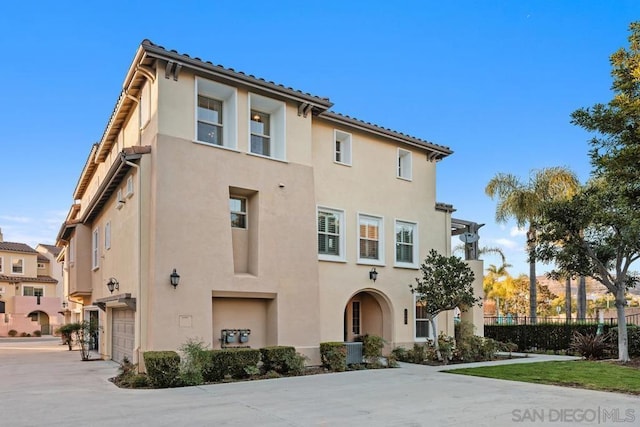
[485,167,579,322]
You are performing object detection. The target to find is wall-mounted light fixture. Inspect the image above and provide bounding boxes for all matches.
[170,269,180,289]
[369,267,378,282]
[106,278,119,294]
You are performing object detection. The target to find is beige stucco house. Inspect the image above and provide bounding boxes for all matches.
[0,229,62,336]
[56,40,484,365]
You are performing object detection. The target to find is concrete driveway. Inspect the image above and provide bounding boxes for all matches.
[0,338,637,426]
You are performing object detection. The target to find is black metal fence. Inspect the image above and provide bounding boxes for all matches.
[484,316,618,326]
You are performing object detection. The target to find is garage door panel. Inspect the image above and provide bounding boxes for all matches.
[112,308,134,364]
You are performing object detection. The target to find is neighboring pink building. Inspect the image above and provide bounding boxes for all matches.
[0,229,62,336]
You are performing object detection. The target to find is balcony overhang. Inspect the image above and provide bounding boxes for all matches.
[94,293,136,311]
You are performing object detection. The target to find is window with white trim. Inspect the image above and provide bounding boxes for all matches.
[334,130,352,165]
[12,258,24,275]
[196,78,238,149]
[415,295,434,340]
[92,228,99,270]
[395,220,418,267]
[23,286,44,297]
[358,214,384,264]
[352,301,361,335]
[105,221,111,250]
[397,148,412,180]
[249,93,285,160]
[230,197,247,229]
[317,207,345,261]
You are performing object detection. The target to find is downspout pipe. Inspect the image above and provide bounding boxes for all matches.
[123,90,143,367]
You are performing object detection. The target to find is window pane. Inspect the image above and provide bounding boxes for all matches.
[416,320,429,338]
[229,198,246,213]
[198,121,223,145]
[230,213,246,228]
[198,96,222,124]
[34,288,44,297]
[251,135,271,156]
[251,110,270,135]
[24,286,34,296]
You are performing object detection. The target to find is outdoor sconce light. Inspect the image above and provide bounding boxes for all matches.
[106,278,119,294]
[170,268,180,289]
[369,267,378,282]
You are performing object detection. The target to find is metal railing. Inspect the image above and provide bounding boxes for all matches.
[484,316,618,325]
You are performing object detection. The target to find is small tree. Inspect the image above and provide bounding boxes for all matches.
[410,249,481,360]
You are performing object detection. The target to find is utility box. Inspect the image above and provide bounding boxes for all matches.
[239,329,251,343]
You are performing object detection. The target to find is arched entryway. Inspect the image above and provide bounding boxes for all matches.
[343,289,393,344]
[27,310,50,335]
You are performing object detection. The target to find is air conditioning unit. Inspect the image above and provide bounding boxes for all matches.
[0,286,5,294]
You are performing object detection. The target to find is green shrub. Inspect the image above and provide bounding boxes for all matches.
[609,325,640,357]
[361,335,385,362]
[113,356,150,388]
[319,342,347,372]
[260,346,306,375]
[408,343,427,363]
[143,351,181,388]
[33,330,42,337]
[204,348,261,382]
[8,329,17,337]
[178,338,209,386]
[58,323,81,350]
[391,346,409,362]
[570,331,612,360]
[455,335,499,362]
[484,323,609,352]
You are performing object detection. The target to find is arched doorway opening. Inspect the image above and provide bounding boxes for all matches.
[343,289,393,344]
[27,310,50,335]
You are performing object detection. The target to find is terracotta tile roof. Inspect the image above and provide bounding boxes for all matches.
[321,111,452,157]
[38,244,61,257]
[142,39,333,107]
[0,274,58,284]
[0,241,38,254]
[123,145,152,155]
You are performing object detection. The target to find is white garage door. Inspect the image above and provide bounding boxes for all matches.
[112,308,135,364]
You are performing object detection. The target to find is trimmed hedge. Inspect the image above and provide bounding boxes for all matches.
[204,348,261,382]
[610,325,640,357]
[260,346,304,375]
[143,351,181,388]
[320,342,346,372]
[484,323,612,352]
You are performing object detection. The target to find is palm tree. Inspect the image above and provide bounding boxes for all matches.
[485,167,579,323]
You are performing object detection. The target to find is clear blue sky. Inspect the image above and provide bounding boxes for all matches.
[1,1,638,276]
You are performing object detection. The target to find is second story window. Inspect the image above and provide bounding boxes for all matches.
[92,228,99,270]
[398,148,413,180]
[334,130,352,165]
[12,258,24,274]
[248,93,285,160]
[318,207,345,261]
[230,197,247,228]
[198,95,223,145]
[23,286,44,297]
[358,214,383,264]
[250,110,271,156]
[395,220,418,267]
[195,78,237,149]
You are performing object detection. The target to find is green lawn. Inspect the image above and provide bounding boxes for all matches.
[445,361,640,395]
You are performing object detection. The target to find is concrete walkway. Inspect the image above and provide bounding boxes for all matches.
[0,339,637,426]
